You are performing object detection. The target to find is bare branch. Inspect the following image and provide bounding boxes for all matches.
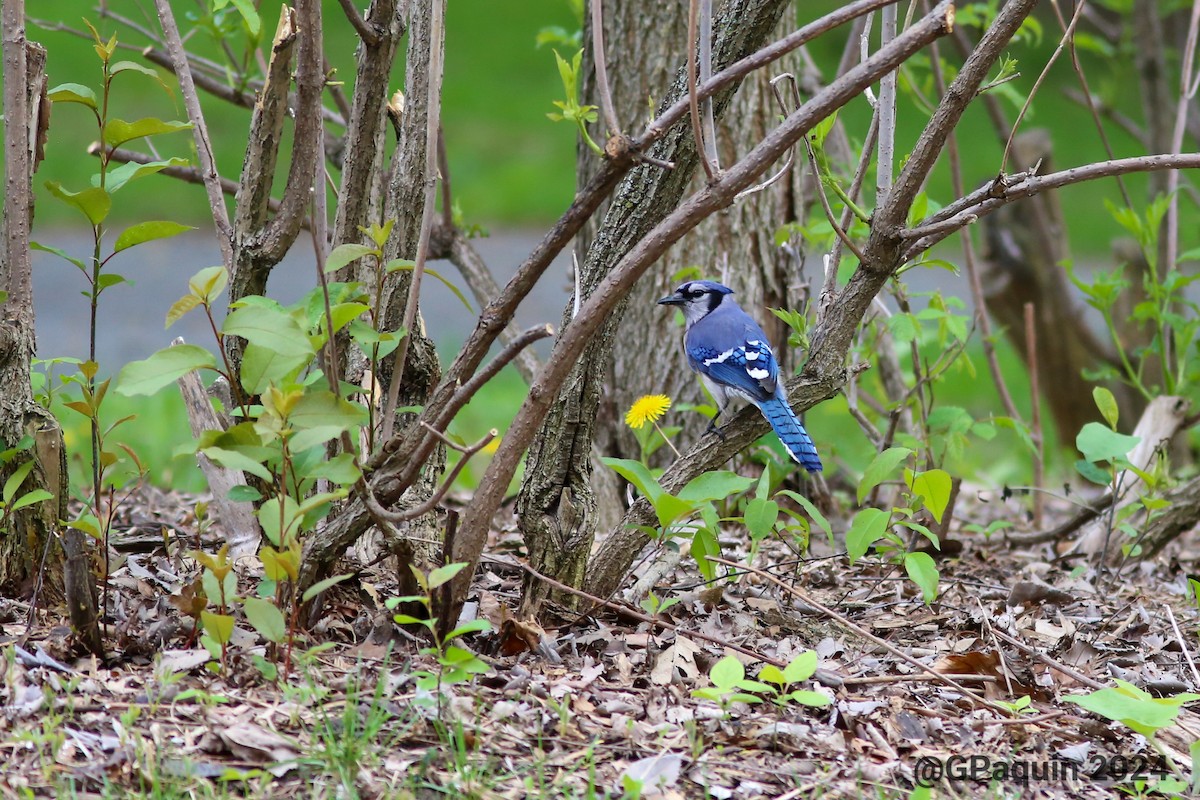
[642,0,900,148]
[380,0,444,442]
[687,0,714,181]
[153,0,233,267]
[367,428,495,523]
[998,0,1083,174]
[90,144,311,230]
[1165,0,1200,279]
[231,9,298,239]
[875,2,897,204]
[698,0,719,174]
[337,0,379,46]
[926,38,1021,422]
[257,0,325,263]
[443,231,542,383]
[589,0,620,138]
[902,154,1200,258]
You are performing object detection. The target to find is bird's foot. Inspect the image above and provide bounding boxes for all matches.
[705,418,726,440]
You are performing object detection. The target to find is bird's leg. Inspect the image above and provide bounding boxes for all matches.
[705,407,726,439]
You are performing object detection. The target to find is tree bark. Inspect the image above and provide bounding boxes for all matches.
[516,0,794,617]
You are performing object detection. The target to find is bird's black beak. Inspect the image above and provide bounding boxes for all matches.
[656,291,685,306]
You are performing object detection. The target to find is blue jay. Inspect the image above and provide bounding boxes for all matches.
[657,280,822,472]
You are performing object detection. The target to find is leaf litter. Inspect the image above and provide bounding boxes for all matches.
[1,482,1199,797]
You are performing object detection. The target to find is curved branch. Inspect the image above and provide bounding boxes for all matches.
[153,0,233,267]
[901,154,1200,258]
[447,0,956,624]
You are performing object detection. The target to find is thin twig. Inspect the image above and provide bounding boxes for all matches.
[804,139,865,262]
[589,0,620,138]
[367,429,495,523]
[381,0,444,442]
[875,1,897,205]
[698,0,719,174]
[1167,604,1200,689]
[152,0,233,266]
[998,0,1084,174]
[990,628,1106,691]
[89,144,306,230]
[902,154,1200,257]
[687,0,714,182]
[734,73,798,201]
[1165,0,1200,288]
[1024,302,1044,528]
[926,35,1021,421]
[513,558,790,671]
[1050,0,1133,209]
[337,0,379,45]
[711,557,1030,718]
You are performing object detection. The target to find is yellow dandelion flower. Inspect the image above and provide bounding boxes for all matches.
[625,394,672,429]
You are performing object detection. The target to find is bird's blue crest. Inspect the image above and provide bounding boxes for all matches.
[678,279,734,296]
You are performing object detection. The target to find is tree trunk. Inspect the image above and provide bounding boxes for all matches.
[0,7,100,652]
[516,0,795,618]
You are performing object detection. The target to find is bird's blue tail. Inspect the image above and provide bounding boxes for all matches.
[758,397,822,472]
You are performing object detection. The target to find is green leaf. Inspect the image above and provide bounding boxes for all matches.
[1065,680,1199,738]
[11,490,52,511]
[744,498,779,541]
[109,60,169,89]
[227,485,262,503]
[783,651,818,683]
[189,265,229,301]
[602,457,664,505]
[428,562,469,590]
[691,526,719,581]
[677,471,755,503]
[778,489,833,544]
[904,552,940,604]
[306,453,362,486]
[115,344,216,396]
[905,468,952,523]
[385,261,474,312]
[845,507,890,563]
[324,243,376,274]
[3,460,36,505]
[1093,387,1119,430]
[228,0,262,36]
[202,446,274,483]
[301,573,352,603]
[165,295,202,328]
[113,220,192,253]
[1075,459,1112,485]
[31,241,87,271]
[48,82,98,108]
[239,343,311,396]
[257,495,301,548]
[200,611,235,645]
[709,655,744,690]
[786,690,831,707]
[445,618,492,640]
[287,391,368,452]
[222,305,314,358]
[44,181,111,226]
[103,117,191,148]
[858,447,912,504]
[104,157,190,193]
[242,597,286,642]
[1076,422,1140,463]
